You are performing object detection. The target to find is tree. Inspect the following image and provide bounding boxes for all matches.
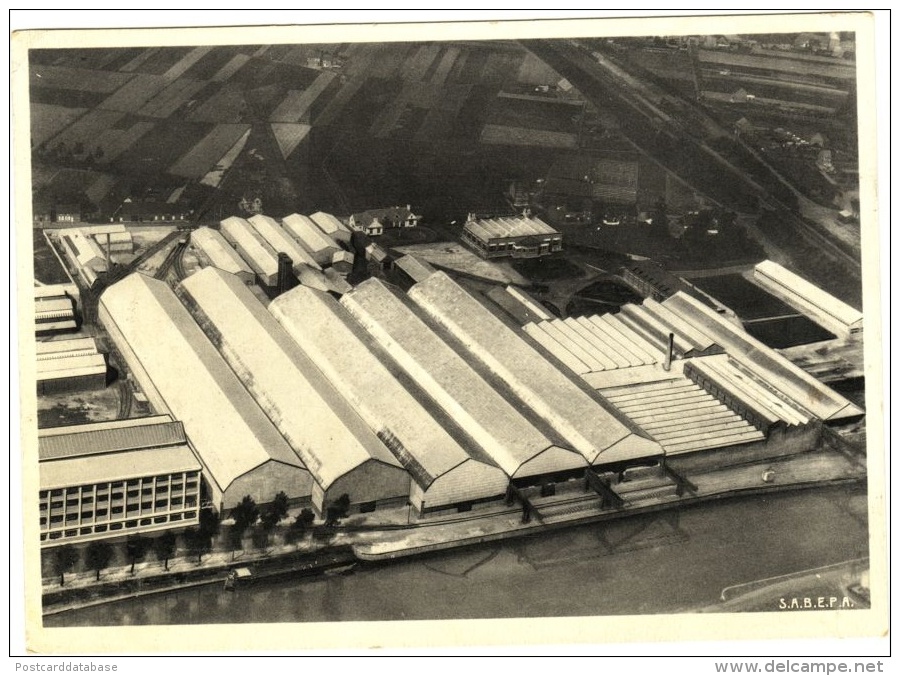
[271,491,289,522]
[54,545,79,586]
[230,496,259,533]
[325,494,351,527]
[85,541,114,582]
[198,506,220,539]
[260,492,288,532]
[125,535,149,575]
[183,527,211,564]
[153,532,177,571]
[286,508,315,544]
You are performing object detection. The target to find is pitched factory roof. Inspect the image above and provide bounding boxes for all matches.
[463,216,559,243]
[178,267,402,490]
[99,273,305,494]
[190,226,254,279]
[247,214,321,271]
[270,285,505,491]
[341,279,584,478]
[409,272,664,465]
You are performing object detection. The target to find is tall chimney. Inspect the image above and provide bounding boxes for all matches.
[104,233,111,272]
[277,252,295,295]
[663,332,674,371]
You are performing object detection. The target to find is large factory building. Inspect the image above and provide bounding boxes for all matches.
[99,273,313,513]
[341,279,588,484]
[177,267,410,514]
[270,285,510,514]
[523,290,863,466]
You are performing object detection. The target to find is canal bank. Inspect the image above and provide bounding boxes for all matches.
[44,482,870,625]
[42,444,865,618]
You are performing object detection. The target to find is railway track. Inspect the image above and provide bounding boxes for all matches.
[526,39,861,276]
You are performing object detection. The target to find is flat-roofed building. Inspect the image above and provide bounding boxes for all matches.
[35,295,77,335]
[99,273,313,512]
[178,268,409,513]
[93,231,134,254]
[282,213,341,266]
[409,272,664,466]
[462,215,562,259]
[271,286,509,514]
[342,279,586,483]
[39,416,202,546]
[36,336,107,394]
[247,214,322,272]
[753,260,863,336]
[189,226,255,285]
[219,216,279,287]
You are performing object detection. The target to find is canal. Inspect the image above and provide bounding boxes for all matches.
[45,485,869,626]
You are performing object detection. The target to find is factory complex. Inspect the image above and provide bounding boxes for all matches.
[37,227,864,546]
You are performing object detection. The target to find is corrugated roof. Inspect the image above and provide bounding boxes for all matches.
[247,214,322,271]
[35,297,75,317]
[283,213,338,253]
[39,417,187,461]
[663,291,864,421]
[394,255,436,283]
[270,285,505,491]
[99,273,306,493]
[409,272,664,465]
[341,279,579,477]
[37,353,106,379]
[36,337,97,357]
[309,211,351,236]
[754,260,863,327]
[41,444,201,490]
[179,267,402,490]
[464,216,559,243]
[191,227,254,278]
[219,216,279,280]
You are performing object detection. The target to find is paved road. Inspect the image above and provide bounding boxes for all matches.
[45,485,869,625]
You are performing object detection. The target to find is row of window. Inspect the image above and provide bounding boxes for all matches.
[40,473,200,500]
[41,482,197,508]
[41,495,199,526]
[40,510,198,542]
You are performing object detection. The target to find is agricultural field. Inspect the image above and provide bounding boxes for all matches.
[29,104,87,147]
[169,123,251,179]
[28,40,623,229]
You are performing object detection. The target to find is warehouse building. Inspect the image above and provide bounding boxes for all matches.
[58,228,108,287]
[342,279,587,484]
[35,293,77,335]
[282,213,341,266]
[409,273,663,466]
[178,268,409,513]
[190,227,255,285]
[753,260,863,336]
[219,216,280,287]
[39,416,202,546]
[99,273,313,512]
[36,336,108,394]
[308,210,353,244]
[247,214,322,271]
[461,215,562,259]
[524,290,862,460]
[270,285,510,514]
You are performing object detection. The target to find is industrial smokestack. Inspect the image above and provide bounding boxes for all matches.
[277,252,295,295]
[663,332,674,371]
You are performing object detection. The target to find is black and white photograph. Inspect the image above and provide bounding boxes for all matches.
[11,10,888,657]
